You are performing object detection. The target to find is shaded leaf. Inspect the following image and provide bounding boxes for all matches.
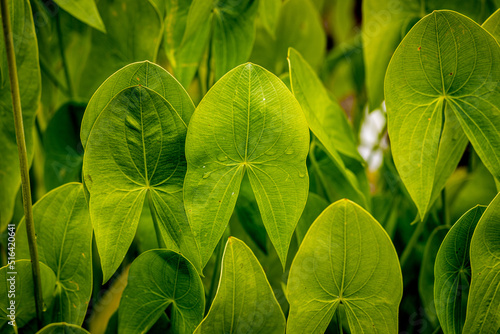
[184,63,309,268]
[119,250,204,334]
[53,0,105,32]
[194,237,286,334]
[295,192,328,245]
[287,199,402,333]
[17,183,92,325]
[435,205,486,334]
[259,0,281,36]
[463,193,500,332]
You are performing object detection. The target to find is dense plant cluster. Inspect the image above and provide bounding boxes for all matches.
[0,0,499,333]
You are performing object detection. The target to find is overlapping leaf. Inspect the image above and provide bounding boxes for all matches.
[37,323,90,334]
[0,0,40,230]
[53,0,105,32]
[463,193,500,332]
[119,250,204,334]
[483,8,500,40]
[287,199,402,333]
[434,206,485,334]
[83,74,200,281]
[193,238,286,333]
[385,10,500,218]
[17,183,92,325]
[184,63,309,268]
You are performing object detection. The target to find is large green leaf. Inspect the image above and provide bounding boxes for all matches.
[287,199,402,333]
[434,206,486,334]
[184,63,309,268]
[463,193,500,332]
[193,237,286,333]
[81,60,194,147]
[53,0,105,32]
[419,225,449,328]
[0,0,40,230]
[83,85,201,281]
[77,0,163,99]
[363,0,496,109]
[118,250,204,334]
[0,261,56,332]
[16,183,92,325]
[251,0,325,75]
[385,10,500,218]
[174,0,259,87]
[37,323,90,334]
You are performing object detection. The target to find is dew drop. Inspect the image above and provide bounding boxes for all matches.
[203,171,212,179]
[202,166,206,169]
[217,154,228,161]
[298,170,306,178]
[232,192,235,195]
[285,147,294,155]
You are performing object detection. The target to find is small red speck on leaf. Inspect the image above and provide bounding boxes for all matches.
[417,46,421,51]
[449,72,453,75]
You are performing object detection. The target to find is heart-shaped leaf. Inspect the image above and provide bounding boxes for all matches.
[0,261,56,332]
[0,0,40,230]
[193,237,286,333]
[434,205,486,334]
[83,84,201,282]
[118,250,204,334]
[16,183,92,325]
[385,10,500,218]
[463,193,500,332]
[184,63,310,268]
[287,199,402,333]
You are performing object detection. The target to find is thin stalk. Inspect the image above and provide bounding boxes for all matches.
[147,191,166,249]
[1,0,43,328]
[55,13,74,98]
[309,140,332,203]
[205,237,224,313]
[400,216,426,267]
[431,325,441,334]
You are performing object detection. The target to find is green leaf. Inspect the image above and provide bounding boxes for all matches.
[164,0,193,67]
[0,0,40,230]
[118,250,204,334]
[251,0,325,75]
[0,261,56,331]
[385,10,500,218]
[37,323,90,334]
[295,192,329,245]
[184,63,310,268]
[434,205,486,334]
[53,0,105,32]
[419,225,449,327]
[287,199,403,333]
[463,193,500,332]
[81,60,194,148]
[16,183,92,325]
[193,237,286,334]
[483,8,500,41]
[77,0,163,98]
[83,84,201,282]
[258,0,281,36]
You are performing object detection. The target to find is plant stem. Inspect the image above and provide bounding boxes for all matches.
[205,237,224,313]
[55,13,74,98]
[147,191,166,249]
[309,140,332,203]
[400,215,426,268]
[0,0,43,328]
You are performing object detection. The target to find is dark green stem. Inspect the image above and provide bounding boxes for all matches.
[1,0,43,327]
[309,140,332,203]
[400,215,426,267]
[55,13,74,98]
[205,237,224,313]
[147,191,166,249]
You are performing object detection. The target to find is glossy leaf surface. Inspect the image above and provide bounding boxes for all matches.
[287,200,402,333]
[119,250,204,334]
[434,206,486,334]
[193,237,286,334]
[463,193,500,332]
[385,10,500,218]
[83,85,201,282]
[17,183,92,325]
[184,63,309,268]
[0,0,40,230]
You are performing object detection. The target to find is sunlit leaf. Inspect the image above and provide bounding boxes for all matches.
[193,237,286,333]
[17,183,92,325]
[119,250,204,334]
[184,63,309,268]
[385,10,500,218]
[463,193,500,332]
[53,0,105,32]
[434,205,486,334]
[287,199,402,333]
